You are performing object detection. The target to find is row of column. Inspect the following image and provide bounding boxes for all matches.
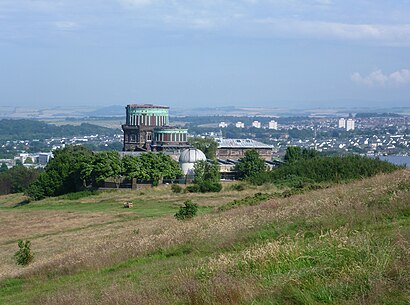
[128,114,169,126]
[156,133,187,142]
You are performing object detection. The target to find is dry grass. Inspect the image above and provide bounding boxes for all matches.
[0,181,273,280]
[0,170,409,304]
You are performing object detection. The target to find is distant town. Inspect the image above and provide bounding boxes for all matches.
[0,105,409,169]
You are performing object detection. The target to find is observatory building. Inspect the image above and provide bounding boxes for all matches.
[122,104,190,154]
[179,148,207,175]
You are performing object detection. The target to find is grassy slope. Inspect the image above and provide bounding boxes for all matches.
[0,172,409,305]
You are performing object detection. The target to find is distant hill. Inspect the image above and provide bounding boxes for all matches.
[86,105,124,117]
[0,119,119,140]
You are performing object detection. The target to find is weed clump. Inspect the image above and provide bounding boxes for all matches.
[229,183,246,191]
[175,200,198,220]
[14,240,34,266]
[171,184,184,193]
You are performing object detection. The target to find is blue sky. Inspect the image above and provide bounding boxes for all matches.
[0,0,410,109]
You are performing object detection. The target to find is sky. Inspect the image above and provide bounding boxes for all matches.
[0,0,410,109]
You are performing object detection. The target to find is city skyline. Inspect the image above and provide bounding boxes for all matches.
[1,0,410,108]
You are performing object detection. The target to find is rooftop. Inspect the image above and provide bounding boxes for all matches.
[216,138,273,148]
[127,104,169,109]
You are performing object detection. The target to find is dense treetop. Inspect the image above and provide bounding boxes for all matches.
[25,146,182,200]
[188,137,218,159]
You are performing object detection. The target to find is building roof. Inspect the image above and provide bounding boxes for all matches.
[127,104,169,109]
[154,126,188,131]
[216,138,273,149]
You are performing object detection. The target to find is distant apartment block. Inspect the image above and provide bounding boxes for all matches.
[219,122,228,128]
[268,120,278,130]
[252,121,261,128]
[346,119,355,131]
[235,121,245,128]
[338,118,346,128]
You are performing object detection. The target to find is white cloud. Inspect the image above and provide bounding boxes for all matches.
[253,19,410,45]
[351,69,410,86]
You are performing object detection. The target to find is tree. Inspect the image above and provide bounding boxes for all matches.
[235,149,267,179]
[0,166,40,195]
[284,146,319,163]
[0,162,8,173]
[122,153,182,185]
[189,160,222,193]
[194,160,220,185]
[14,240,34,266]
[122,155,147,181]
[26,145,94,200]
[284,146,302,163]
[188,137,218,159]
[24,157,33,164]
[89,151,122,187]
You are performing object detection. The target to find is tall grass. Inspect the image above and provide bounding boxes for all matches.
[0,170,408,304]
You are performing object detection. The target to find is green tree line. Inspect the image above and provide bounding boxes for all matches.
[0,165,40,195]
[235,147,399,187]
[0,119,118,140]
[26,146,182,200]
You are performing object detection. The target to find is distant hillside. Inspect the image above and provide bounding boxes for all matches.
[0,119,119,140]
[86,105,124,117]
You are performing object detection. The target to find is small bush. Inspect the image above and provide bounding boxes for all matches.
[199,181,222,193]
[186,184,201,193]
[14,240,34,266]
[171,184,183,193]
[175,200,198,220]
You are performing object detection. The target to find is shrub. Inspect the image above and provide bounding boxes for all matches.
[175,200,198,220]
[14,240,34,266]
[247,171,272,186]
[186,184,201,193]
[199,181,222,193]
[235,149,267,179]
[171,184,183,193]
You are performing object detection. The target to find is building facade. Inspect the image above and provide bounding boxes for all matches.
[268,120,278,130]
[252,121,261,128]
[216,138,273,161]
[235,121,245,128]
[346,119,355,131]
[338,118,346,128]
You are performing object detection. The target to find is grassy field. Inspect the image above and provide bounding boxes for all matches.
[0,172,409,304]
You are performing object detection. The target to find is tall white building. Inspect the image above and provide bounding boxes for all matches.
[346,119,355,131]
[268,120,278,130]
[252,121,261,128]
[235,121,245,128]
[218,122,228,128]
[338,118,346,128]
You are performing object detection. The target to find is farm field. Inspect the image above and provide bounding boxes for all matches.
[0,171,409,304]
